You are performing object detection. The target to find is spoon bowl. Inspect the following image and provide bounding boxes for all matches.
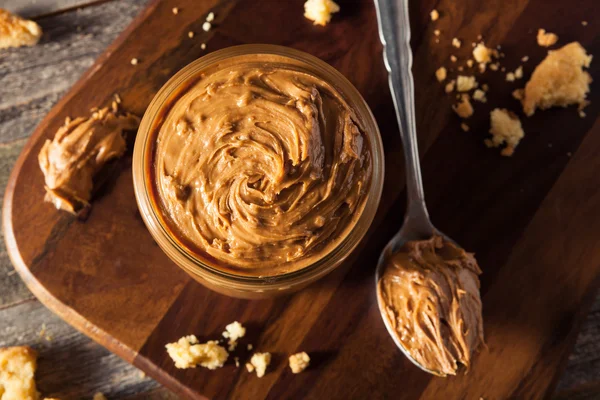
[374,226,451,378]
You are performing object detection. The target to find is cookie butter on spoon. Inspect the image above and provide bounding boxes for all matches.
[378,236,484,376]
[373,0,484,376]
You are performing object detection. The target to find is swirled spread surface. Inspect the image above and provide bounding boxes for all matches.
[152,61,372,275]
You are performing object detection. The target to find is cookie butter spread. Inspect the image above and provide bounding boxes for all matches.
[152,59,372,275]
[39,104,140,215]
[378,235,484,376]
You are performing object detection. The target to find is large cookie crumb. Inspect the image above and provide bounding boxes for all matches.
[521,42,592,116]
[0,9,42,49]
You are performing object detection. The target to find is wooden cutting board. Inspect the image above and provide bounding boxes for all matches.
[3,0,599,398]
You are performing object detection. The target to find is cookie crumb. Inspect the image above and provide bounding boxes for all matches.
[473,89,487,103]
[512,89,524,100]
[206,12,215,22]
[456,75,478,92]
[581,21,588,26]
[165,336,228,369]
[188,31,194,38]
[473,43,493,64]
[304,0,340,26]
[0,347,39,400]
[450,55,457,63]
[537,29,558,47]
[289,352,310,374]
[434,29,441,36]
[466,59,474,68]
[506,72,515,82]
[487,108,524,156]
[452,38,462,48]
[39,323,48,339]
[461,123,470,132]
[430,9,439,21]
[130,58,138,65]
[521,56,529,62]
[0,9,43,49]
[435,67,447,82]
[222,321,246,351]
[453,95,474,118]
[201,43,206,50]
[522,42,592,116]
[202,22,212,32]
[481,83,489,92]
[247,352,271,378]
[514,66,523,79]
[445,80,456,93]
[172,7,179,14]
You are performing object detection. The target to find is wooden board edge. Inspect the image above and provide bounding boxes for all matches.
[2,212,138,363]
[133,348,208,400]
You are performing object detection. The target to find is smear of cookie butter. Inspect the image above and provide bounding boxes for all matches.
[152,60,372,275]
[378,235,484,376]
[38,104,139,215]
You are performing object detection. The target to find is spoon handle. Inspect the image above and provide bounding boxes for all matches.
[374,0,434,235]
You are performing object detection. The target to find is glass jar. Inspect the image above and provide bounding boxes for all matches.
[132,44,384,299]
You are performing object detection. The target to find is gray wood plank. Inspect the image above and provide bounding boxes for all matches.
[0,299,163,399]
[0,138,32,307]
[554,383,600,400]
[555,294,600,394]
[2,0,106,18]
[0,0,149,143]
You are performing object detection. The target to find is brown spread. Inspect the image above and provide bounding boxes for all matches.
[151,58,372,276]
[39,105,140,215]
[378,235,484,376]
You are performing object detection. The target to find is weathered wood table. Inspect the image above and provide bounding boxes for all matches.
[0,0,598,399]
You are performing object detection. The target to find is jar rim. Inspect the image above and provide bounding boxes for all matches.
[132,44,385,290]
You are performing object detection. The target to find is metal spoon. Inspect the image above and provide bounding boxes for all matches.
[373,0,460,376]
